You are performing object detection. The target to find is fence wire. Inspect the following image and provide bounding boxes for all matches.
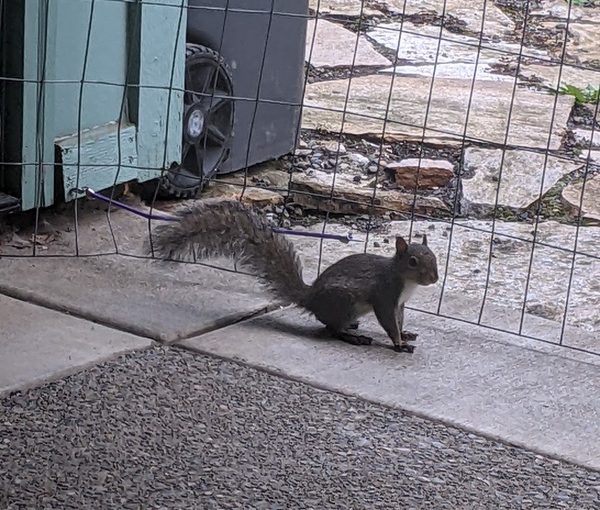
[0,0,599,355]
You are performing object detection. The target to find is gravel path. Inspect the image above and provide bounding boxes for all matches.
[1,346,599,509]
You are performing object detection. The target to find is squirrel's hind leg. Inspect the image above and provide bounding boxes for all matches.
[307,291,372,346]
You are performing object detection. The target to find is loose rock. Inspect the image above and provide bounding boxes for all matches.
[289,169,448,216]
[350,153,370,167]
[322,140,347,154]
[387,159,454,189]
[294,148,313,157]
[203,183,285,208]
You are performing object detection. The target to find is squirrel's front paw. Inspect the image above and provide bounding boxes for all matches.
[394,343,415,353]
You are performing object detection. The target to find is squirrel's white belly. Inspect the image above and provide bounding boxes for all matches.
[399,282,418,305]
[353,282,418,316]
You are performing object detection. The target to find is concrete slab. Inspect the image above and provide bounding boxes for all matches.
[4,345,599,508]
[0,205,273,343]
[0,294,151,396]
[179,306,600,471]
[3,202,597,342]
[0,255,272,343]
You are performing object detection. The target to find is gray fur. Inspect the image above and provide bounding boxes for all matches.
[150,200,439,351]
[150,199,308,304]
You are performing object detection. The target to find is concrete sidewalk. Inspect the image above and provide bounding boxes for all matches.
[180,306,600,471]
[1,219,599,474]
[0,294,151,395]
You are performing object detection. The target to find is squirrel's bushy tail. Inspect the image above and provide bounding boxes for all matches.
[150,199,308,305]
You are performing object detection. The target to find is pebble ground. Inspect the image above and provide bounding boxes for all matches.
[1,346,599,509]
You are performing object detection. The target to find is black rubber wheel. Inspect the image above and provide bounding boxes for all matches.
[160,44,235,199]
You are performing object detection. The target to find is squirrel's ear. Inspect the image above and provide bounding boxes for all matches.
[422,234,428,246]
[395,236,408,254]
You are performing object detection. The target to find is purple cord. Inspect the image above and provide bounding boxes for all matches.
[272,228,357,243]
[82,188,179,222]
[77,187,360,243]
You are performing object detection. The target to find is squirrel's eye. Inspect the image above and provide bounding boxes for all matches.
[408,256,418,267]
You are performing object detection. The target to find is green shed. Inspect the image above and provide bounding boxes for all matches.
[0,0,187,212]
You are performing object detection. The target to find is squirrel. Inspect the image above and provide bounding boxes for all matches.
[149,199,439,353]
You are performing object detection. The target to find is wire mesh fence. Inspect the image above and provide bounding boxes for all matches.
[0,0,599,354]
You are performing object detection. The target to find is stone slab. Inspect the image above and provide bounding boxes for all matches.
[369,19,597,100]
[461,148,583,211]
[302,74,574,149]
[368,21,548,66]
[288,168,448,215]
[563,21,600,68]
[308,0,382,16]
[574,128,600,148]
[531,0,600,23]
[520,63,600,91]
[0,205,273,342]
[528,18,600,69]
[381,62,513,82]
[0,294,152,396]
[580,149,600,167]
[561,173,600,225]
[179,306,600,471]
[306,19,391,68]
[383,0,516,37]
[286,220,600,339]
